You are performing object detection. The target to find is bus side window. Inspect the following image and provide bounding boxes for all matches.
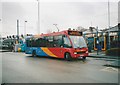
[31,39,34,47]
[36,38,41,47]
[40,38,46,47]
[54,35,63,47]
[45,36,54,47]
[30,39,32,47]
[63,35,72,48]
[26,39,29,47]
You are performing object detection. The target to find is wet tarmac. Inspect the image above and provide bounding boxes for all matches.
[0,52,119,83]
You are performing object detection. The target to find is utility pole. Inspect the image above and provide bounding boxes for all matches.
[108,0,111,49]
[53,24,59,32]
[17,20,19,41]
[96,26,99,55]
[37,0,40,34]
[24,21,27,35]
[16,19,20,44]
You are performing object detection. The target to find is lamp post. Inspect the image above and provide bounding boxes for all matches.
[37,0,40,34]
[108,0,111,49]
[53,24,59,32]
[24,21,27,35]
[17,20,19,41]
[96,26,99,55]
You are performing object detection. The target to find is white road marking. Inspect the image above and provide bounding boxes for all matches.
[101,67,118,72]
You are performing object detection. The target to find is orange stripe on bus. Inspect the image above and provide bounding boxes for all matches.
[41,47,58,58]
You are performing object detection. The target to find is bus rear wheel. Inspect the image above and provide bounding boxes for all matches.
[64,53,72,61]
[32,50,36,57]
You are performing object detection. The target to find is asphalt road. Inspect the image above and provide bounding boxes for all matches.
[1,51,119,83]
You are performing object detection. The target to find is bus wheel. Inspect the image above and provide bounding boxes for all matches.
[82,57,86,60]
[32,50,36,57]
[64,53,72,61]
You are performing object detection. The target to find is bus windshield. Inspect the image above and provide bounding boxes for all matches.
[69,36,87,48]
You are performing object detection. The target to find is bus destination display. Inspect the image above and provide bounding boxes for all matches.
[68,31,82,36]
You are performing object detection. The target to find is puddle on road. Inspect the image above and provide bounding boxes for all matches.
[101,67,118,72]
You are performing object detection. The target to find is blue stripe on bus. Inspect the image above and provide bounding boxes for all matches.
[36,48,48,56]
[25,47,48,57]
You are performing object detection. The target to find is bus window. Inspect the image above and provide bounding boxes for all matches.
[32,39,36,47]
[40,38,47,47]
[32,38,47,47]
[69,36,87,48]
[63,35,72,48]
[36,38,41,47]
[53,35,63,47]
[45,36,54,47]
[26,39,32,47]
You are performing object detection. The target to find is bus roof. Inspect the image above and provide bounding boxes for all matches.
[33,30,82,37]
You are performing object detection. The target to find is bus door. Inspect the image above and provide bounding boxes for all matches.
[94,36,106,51]
[54,35,72,58]
[47,35,72,58]
[87,37,94,52]
[53,35,64,58]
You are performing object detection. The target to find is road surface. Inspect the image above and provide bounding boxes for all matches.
[0,51,119,83]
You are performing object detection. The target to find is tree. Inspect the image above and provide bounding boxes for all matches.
[118,23,120,41]
[46,29,52,33]
[12,35,15,38]
[89,27,95,32]
[8,36,12,39]
[77,26,87,32]
[118,23,120,30]
[89,27,96,37]
[21,34,24,38]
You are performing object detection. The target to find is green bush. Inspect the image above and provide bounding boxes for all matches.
[105,48,120,56]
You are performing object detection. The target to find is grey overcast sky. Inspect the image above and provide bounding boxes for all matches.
[0,0,119,37]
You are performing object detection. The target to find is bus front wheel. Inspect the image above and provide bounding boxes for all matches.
[32,50,36,57]
[64,53,72,61]
[82,57,86,60]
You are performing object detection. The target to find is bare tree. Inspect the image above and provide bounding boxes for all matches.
[77,26,87,32]
[46,29,52,33]
[89,27,96,37]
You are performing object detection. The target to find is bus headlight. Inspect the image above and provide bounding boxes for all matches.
[74,52,77,54]
[86,51,88,53]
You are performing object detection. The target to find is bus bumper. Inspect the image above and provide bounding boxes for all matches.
[72,53,88,59]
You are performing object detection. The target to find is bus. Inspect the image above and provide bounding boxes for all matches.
[2,38,16,51]
[25,30,88,60]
